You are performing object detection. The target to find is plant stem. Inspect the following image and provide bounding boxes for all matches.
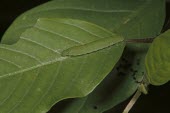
[122,90,142,113]
[126,38,154,43]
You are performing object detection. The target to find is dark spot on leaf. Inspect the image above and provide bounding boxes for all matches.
[131,72,137,78]
[118,72,126,76]
[133,76,141,83]
[135,80,141,83]
[134,70,138,73]
[116,67,120,71]
[122,57,128,63]
[128,63,132,66]
[93,106,98,110]
[136,59,140,65]
[133,76,136,80]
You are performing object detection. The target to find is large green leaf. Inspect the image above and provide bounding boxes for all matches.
[0,18,124,113]
[145,30,170,85]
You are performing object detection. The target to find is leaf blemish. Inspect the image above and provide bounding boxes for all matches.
[116,67,120,71]
[118,72,126,76]
[122,58,128,63]
[136,59,140,65]
[93,106,98,110]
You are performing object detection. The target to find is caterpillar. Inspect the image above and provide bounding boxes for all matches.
[62,36,124,56]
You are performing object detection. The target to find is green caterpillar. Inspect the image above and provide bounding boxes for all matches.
[62,36,124,56]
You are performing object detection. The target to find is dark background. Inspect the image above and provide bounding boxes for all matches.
[0,0,170,113]
[0,0,48,38]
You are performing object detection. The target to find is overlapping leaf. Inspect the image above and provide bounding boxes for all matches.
[145,30,170,85]
[0,18,124,113]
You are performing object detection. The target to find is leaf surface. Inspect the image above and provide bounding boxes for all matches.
[0,18,124,113]
[145,30,170,85]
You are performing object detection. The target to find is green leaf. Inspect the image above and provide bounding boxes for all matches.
[145,30,170,85]
[0,18,124,113]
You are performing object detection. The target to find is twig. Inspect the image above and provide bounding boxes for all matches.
[122,90,142,113]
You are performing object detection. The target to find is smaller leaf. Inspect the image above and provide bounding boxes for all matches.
[145,30,170,85]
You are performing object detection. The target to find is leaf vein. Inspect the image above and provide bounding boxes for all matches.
[34,25,83,44]
[0,46,41,64]
[20,37,61,54]
[29,61,63,113]
[0,58,21,68]
[7,68,40,113]
[47,19,104,39]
